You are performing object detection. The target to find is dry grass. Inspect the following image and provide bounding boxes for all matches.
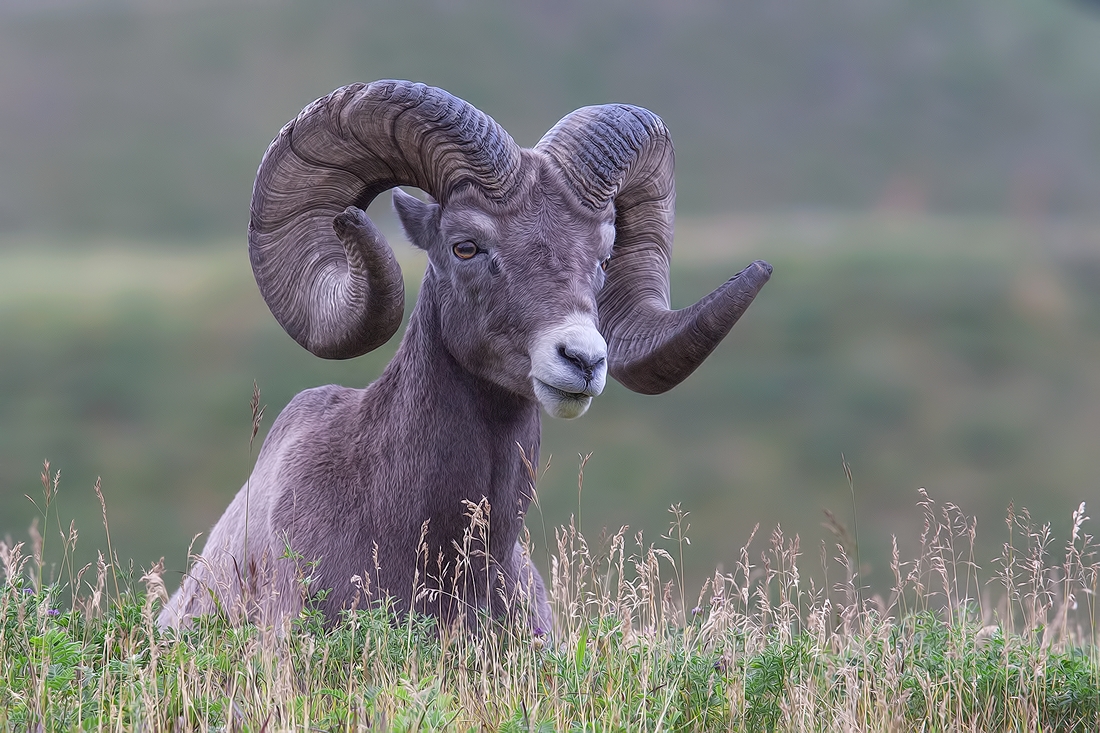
[1,459,1098,731]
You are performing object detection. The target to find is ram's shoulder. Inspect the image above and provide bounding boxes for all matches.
[285,384,360,414]
[259,385,361,448]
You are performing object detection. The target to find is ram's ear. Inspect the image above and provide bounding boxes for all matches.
[392,188,439,252]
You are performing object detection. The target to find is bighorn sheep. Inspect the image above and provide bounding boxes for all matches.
[158,80,771,632]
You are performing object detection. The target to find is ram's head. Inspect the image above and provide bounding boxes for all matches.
[248,81,771,417]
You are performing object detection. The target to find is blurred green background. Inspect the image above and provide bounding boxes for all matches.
[3,0,1100,595]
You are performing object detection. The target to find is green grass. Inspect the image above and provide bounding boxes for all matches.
[2,469,1098,730]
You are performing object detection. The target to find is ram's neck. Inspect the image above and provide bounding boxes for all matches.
[371,269,542,541]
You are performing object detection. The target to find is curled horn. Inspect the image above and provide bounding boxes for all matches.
[249,80,522,358]
[536,105,772,394]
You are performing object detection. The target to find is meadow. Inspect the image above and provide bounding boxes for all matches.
[1,466,1097,730]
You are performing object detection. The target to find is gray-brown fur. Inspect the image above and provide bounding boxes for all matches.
[159,81,770,632]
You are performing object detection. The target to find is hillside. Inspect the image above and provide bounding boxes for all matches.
[2,0,1100,236]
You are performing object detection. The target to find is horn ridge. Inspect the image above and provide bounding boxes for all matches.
[249,80,521,359]
[537,102,769,394]
[537,104,669,211]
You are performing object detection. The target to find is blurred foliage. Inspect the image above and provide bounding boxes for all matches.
[4,0,1100,598]
[4,0,1100,236]
[3,214,1100,593]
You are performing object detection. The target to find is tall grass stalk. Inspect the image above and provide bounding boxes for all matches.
[243,380,266,610]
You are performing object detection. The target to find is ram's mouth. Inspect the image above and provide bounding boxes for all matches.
[533,379,594,419]
[538,381,592,400]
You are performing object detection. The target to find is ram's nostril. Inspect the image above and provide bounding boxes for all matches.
[558,344,606,376]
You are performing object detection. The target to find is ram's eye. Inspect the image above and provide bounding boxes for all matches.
[453,241,478,260]
[600,257,610,272]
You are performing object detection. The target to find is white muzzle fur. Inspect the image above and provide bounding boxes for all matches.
[529,313,608,419]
